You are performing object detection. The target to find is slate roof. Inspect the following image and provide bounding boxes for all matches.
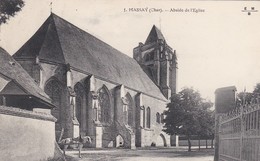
[0,47,54,108]
[13,13,167,101]
[145,25,165,44]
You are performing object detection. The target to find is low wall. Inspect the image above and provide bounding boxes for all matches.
[179,139,214,147]
[0,106,57,161]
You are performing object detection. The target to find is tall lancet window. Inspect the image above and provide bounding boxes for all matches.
[146,107,151,128]
[140,106,145,128]
[125,93,134,127]
[45,79,63,137]
[123,102,128,125]
[98,86,110,123]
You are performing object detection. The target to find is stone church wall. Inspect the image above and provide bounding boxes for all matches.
[15,60,170,148]
[139,94,169,146]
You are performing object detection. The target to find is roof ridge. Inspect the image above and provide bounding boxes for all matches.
[50,13,134,60]
[49,13,67,65]
[0,47,7,53]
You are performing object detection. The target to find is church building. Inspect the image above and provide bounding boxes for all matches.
[12,13,178,149]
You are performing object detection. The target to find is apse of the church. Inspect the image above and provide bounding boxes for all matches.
[12,14,174,149]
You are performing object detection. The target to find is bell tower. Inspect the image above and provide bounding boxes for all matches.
[133,25,177,99]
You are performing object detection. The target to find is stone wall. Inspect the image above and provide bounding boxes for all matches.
[0,106,57,161]
[135,92,170,147]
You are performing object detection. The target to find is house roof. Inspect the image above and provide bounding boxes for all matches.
[145,25,165,44]
[0,47,54,108]
[13,13,167,101]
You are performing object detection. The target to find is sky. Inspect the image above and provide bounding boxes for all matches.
[1,0,260,102]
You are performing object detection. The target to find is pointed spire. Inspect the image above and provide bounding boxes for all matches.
[170,50,177,64]
[145,25,165,44]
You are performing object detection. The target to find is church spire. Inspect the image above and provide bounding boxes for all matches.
[145,25,165,44]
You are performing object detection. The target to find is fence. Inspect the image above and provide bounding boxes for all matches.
[178,135,214,148]
[219,100,260,161]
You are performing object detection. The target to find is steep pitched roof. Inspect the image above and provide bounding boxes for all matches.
[0,47,54,108]
[145,25,165,44]
[13,13,167,101]
[13,15,65,63]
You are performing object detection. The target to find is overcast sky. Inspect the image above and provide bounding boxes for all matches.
[1,0,260,102]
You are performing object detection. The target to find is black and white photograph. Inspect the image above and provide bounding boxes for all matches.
[0,0,260,161]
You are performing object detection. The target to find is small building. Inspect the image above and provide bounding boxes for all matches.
[0,47,55,111]
[0,47,60,161]
[13,13,178,148]
[215,86,237,113]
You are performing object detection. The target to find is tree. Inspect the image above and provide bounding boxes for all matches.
[236,92,253,106]
[0,0,24,25]
[236,83,260,106]
[163,87,214,151]
[253,83,260,96]
[196,106,215,149]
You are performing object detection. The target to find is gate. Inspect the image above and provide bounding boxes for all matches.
[219,100,260,161]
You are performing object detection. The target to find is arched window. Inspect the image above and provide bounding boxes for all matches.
[146,107,151,128]
[125,93,134,127]
[45,79,63,140]
[123,103,128,125]
[74,83,84,125]
[98,86,111,123]
[45,79,62,121]
[156,112,160,123]
[140,106,145,128]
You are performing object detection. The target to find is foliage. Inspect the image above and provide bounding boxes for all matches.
[0,0,24,25]
[196,106,215,138]
[163,87,214,151]
[253,83,260,95]
[236,92,253,106]
[236,83,260,106]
